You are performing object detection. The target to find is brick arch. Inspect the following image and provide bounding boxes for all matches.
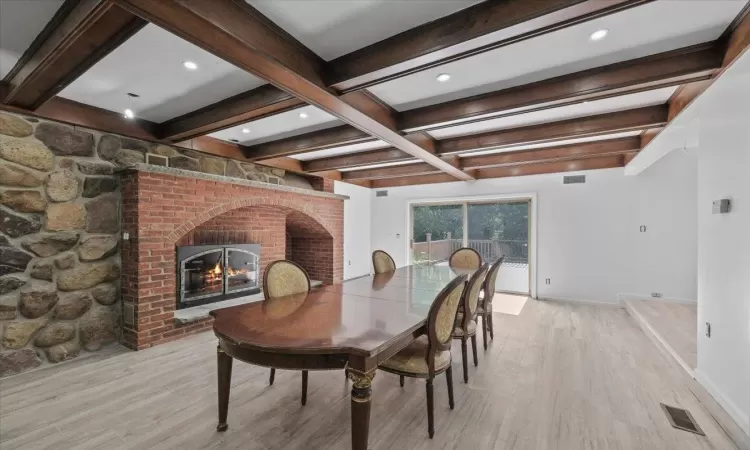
[166,197,335,245]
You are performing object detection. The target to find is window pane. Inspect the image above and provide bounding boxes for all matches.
[467,202,529,264]
[411,204,463,265]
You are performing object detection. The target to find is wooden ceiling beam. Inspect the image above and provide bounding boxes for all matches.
[303,148,412,172]
[326,0,651,92]
[3,0,147,109]
[342,136,640,180]
[244,125,374,161]
[370,154,626,188]
[437,105,667,155]
[157,85,305,142]
[116,0,472,181]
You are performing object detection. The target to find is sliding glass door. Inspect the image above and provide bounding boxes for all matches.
[410,199,530,294]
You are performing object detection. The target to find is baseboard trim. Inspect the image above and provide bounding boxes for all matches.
[694,370,750,444]
[538,296,622,308]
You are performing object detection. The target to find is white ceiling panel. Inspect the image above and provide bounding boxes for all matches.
[290,140,390,161]
[209,105,341,145]
[58,24,267,123]
[246,0,482,61]
[427,86,676,140]
[369,0,746,111]
[462,131,642,157]
[339,160,421,172]
[0,0,64,78]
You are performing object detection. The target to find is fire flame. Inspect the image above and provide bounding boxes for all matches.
[202,263,249,285]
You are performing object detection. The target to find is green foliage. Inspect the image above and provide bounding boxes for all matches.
[412,202,528,242]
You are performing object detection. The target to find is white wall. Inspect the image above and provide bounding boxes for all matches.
[370,150,697,305]
[334,181,372,280]
[691,53,749,434]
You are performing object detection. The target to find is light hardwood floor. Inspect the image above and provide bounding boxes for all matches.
[0,299,735,450]
[625,299,698,370]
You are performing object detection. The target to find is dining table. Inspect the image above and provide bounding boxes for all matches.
[209,263,476,450]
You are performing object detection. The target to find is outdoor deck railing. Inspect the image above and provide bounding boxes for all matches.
[411,238,528,265]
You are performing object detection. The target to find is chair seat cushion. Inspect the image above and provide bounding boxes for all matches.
[380,335,451,375]
[453,320,477,337]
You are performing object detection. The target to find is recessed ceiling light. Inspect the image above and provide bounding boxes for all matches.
[299,112,309,119]
[436,73,451,82]
[183,60,198,70]
[123,109,135,119]
[241,128,250,134]
[589,29,608,41]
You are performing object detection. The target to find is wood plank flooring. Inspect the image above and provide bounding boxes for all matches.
[625,299,698,370]
[0,299,735,450]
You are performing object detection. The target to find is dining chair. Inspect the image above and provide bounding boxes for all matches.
[379,273,469,438]
[477,256,504,350]
[453,263,489,383]
[372,249,396,273]
[448,247,482,269]
[263,260,313,405]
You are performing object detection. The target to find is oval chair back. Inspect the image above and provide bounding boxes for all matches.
[459,263,489,331]
[372,250,396,274]
[263,260,311,299]
[449,247,482,270]
[480,256,504,312]
[425,273,468,376]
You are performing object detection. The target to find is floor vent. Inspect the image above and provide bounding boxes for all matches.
[661,403,704,435]
[563,175,586,184]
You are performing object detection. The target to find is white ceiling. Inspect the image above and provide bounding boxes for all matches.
[462,131,642,157]
[339,160,422,172]
[209,105,341,145]
[427,86,676,140]
[246,0,482,61]
[0,0,64,78]
[58,24,267,123]
[368,0,747,111]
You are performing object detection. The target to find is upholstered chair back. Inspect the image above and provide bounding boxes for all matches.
[263,260,311,299]
[449,247,482,270]
[372,250,396,274]
[428,274,469,355]
[463,263,489,321]
[480,256,504,311]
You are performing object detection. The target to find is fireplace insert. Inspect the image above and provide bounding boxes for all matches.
[176,243,261,309]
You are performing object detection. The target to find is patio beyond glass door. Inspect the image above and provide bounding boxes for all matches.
[467,201,529,294]
[410,199,530,295]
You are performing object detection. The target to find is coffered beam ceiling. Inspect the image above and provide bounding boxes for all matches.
[242,42,721,161]
[342,136,640,181]
[115,0,474,181]
[304,106,667,172]
[369,154,628,188]
[2,0,147,110]
[145,0,649,141]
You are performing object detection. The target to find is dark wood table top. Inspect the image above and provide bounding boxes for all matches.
[210,264,475,358]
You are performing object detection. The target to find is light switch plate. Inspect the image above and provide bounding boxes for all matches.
[712,199,731,214]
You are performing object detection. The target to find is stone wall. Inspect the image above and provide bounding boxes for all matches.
[0,110,307,377]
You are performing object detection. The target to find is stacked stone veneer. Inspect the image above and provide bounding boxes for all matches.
[0,111,305,377]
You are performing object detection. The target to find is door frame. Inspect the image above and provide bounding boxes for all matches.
[406,192,538,299]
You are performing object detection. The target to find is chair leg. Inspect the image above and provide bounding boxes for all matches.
[445,366,455,410]
[301,370,308,405]
[426,378,435,438]
[461,338,469,383]
[482,314,488,350]
[471,335,479,367]
[269,368,275,385]
[489,314,494,340]
[399,375,404,387]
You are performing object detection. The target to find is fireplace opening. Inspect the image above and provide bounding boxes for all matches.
[177,243,261,309]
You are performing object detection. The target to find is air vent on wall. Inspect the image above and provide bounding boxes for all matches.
[146,153,169,167]
[563,175,586,184]
[375,190,388,197]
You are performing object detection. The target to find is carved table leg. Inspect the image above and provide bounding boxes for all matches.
[217,346,233,432]
[348,369,375,450]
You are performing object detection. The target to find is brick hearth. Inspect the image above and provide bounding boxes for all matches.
[120,166,345,350]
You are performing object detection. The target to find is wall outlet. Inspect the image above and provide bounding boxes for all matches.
[545,278,551,285]
[651,292,662,298]
[705,322,711,338]
[348,260,351,266]
[640,225,647,232]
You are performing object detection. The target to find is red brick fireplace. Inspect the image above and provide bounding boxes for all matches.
[120,168,344,350]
